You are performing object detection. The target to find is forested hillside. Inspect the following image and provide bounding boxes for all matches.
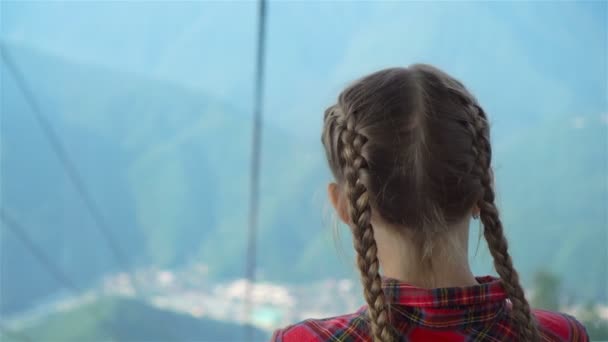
[1,43,605,319]
[4,297,268,341]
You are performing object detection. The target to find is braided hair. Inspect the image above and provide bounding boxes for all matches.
[322,65,540,342]
[324,106,393,341]
[470,105,540,341]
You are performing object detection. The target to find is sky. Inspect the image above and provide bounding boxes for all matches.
[2,1,606,139]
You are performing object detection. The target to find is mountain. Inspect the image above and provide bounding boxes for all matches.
[1,42,606,319]
[494,113,607,301]
[0,43,343,315]
[5,297,268,341]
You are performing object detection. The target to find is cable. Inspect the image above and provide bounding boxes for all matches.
[244,0,267,340]
[0,210,83,294]
[0,46,137,293]
[0,210,182,341]
[0,45,181,341]
[0,210,103,338]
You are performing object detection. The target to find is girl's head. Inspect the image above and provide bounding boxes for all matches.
[322,65,539,342]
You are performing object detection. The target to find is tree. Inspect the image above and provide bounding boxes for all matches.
[531,269,561,311]
[578,302,608,341]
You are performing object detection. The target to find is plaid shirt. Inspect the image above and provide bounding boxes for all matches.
[271,276,588,341]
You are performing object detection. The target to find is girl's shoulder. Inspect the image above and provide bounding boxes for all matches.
[270,307,590,342]
[271,310,367,342]
[533,309,589,341]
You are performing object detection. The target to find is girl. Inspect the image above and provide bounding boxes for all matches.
[272,65,588,342]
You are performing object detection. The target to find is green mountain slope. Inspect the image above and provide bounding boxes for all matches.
[495,114,607,300]
[1,43,342,314]
[1,42,605,318]
[7,297,268,341]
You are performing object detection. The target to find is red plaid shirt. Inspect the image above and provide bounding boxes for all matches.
[271,276,588,341]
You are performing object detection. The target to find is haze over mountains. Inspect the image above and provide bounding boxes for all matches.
[1,1,606,339]
[2,42,606,313]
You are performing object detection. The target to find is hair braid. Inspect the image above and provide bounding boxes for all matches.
[468,104,541,342]
[322,66,546,342]
[331,109,393,342]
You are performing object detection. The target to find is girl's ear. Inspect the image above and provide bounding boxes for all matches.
[328,182,349,224]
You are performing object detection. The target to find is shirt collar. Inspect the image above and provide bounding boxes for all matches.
[367,276,509,328]
[381,276,507,307]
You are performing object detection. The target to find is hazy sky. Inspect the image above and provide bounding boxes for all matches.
[2,1,606,138]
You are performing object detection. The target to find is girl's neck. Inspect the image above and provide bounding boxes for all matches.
[372,218,479,289]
